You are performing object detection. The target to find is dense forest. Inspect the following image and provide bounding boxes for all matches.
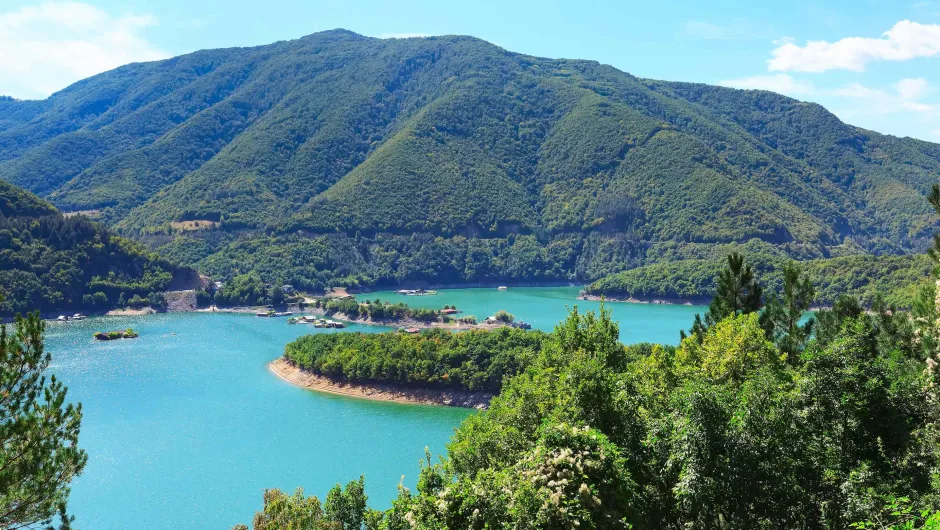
[242,271,940,529]
[284,327,546,393]
[230,187,940,529]
[1,30,938,292]
[0,180,184,315]
[585,251,933,307]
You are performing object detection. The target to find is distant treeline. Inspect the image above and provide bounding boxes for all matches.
[585,252,933,308]
[283,327,547,393]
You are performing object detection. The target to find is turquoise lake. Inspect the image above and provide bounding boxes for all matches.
[45,286,703,529]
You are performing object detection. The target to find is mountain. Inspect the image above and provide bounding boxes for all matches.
[1,29,938,290]
[0,180,187,315]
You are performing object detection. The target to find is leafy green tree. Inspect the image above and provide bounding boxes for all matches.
[244,487,328,530]
[0,310,87,529]
[493,310,514,323]
[677,312,780,383]
[853,497,940,530]
[324,476,367,530]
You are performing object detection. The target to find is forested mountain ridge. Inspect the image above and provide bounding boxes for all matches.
[1,29,939,290]
[0,180,186,315]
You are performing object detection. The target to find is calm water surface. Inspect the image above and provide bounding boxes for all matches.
[46,287,702,529]
[367,286,702,342]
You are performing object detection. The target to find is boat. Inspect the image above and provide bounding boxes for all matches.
[273,311,293,317]
[498,286,508,291]
[255,311,272,317]
[56,315,68,321]
[72,313,86,320]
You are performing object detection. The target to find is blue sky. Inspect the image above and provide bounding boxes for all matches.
[1,1,939,142]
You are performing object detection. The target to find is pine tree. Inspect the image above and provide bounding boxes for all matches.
[761,262,815,361]
[685,253,763,341]
[0,305,87,529]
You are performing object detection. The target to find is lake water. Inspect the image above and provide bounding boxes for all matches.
[44,287,702,529]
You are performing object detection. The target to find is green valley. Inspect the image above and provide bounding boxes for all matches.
[1,30,938,293]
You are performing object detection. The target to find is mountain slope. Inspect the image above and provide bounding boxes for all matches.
[0,180,185,315]
[1,30,938,288]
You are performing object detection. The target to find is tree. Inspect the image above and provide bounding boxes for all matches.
[677,312,780,383]
[0,310,87,529]
[324,476,367,530]
[493,310,515,323]
[762,262,816,362]
[246,487,328,530]
[687,252,763,341]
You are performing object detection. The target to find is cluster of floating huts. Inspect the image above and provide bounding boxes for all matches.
[287,315,346,328]
[396,289,438,296]
[255,309,294,318]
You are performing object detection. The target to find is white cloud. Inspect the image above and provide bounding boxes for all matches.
[769,20,940,72]
[829,78,938,124]
[895,77,929,100]
[0,2,166,99]
[718,74,816,97]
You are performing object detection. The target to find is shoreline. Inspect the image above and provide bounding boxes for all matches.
[356,280,580,293]
[268,358,492,408]
[304,307,513,331]
[577,293,705,306]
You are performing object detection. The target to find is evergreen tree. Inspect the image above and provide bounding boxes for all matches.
[686,252,763,341]
[761,262,816,362]
[0,304,87,529]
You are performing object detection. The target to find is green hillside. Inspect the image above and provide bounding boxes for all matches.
[584,251,935,307]
[1,30,939,288]
[0,181,185,315]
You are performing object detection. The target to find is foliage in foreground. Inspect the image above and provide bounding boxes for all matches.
[243,259,940,529]
[0,310,87,529]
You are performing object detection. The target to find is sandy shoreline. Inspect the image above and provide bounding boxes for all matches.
[269,358,492,409]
